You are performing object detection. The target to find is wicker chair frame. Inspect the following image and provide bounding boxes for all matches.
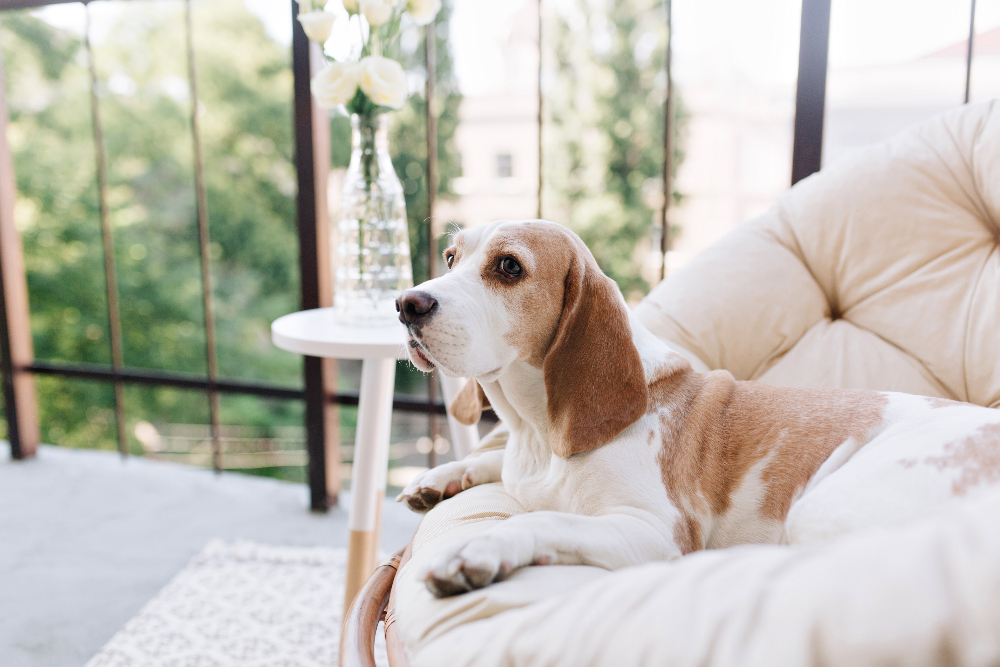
[339,542,413,667]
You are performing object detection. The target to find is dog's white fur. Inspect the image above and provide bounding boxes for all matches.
[398,220,1000,597]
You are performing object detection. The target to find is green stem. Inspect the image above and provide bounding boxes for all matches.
[358,114,378,288]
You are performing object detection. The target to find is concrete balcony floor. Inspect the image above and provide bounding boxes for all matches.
[0,445,423,667]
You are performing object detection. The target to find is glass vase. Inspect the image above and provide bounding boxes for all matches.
[333,113,412,326]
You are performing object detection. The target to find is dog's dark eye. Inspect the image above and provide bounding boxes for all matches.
[500,257,522,277]
[445,252,455,269]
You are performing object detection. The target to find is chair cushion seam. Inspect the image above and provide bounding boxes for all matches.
[835,317,959,401]
[961,245,996,403]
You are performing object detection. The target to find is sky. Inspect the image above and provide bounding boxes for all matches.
[30,0,1000,96]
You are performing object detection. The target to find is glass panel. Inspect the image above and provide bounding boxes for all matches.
[191,0,301,386]
[439,0,539,259]
[124,383,210,457]
[386,409,437,493]
[2,6,112,366]
[445,0,801,289]
[542,0,669,300]
[667,0,801,274]
[215,393,305,482]
[8,1,304,457]
[36,375,118,451]
[823,0,973,167]
[86,0,204,374]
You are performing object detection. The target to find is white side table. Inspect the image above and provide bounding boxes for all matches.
[271,307,479,612]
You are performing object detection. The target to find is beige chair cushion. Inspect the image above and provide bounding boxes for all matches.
[399,486,1000,667]
[393,100,1000,666]
[636,100,1000,407]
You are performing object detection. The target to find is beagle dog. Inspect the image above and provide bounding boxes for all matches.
[396,220,1000,597]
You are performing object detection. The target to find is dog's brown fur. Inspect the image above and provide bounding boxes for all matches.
[451,378,491,426]
[408,221,1000,600]
[449,223,890,545]
[923,422,1000,495]
[448,224,648,457]
[650,369,888,552]
[540,232,647,458]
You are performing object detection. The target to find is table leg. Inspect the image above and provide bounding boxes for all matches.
[438,375,482,460]
[343,357,396,614]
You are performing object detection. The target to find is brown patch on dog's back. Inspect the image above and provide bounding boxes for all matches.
[925,396,961,409]
[655,370,888,552]
[672,514,702,555]
[923,422,1000,495]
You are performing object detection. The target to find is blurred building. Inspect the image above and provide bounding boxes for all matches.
[436,1,539,229]
[824,26,1000,166]
[440,1,998,280]
[668,24,1000,275]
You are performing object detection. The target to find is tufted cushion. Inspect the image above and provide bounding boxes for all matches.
[399,486,1000,667]
[391,101,1000,666]
[635,100,1000,407]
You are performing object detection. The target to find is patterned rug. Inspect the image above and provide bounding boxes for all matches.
[85,541,389,667]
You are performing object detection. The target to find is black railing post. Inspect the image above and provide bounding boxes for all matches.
[292,0,339,511]
[964,0,977,104]
[791,0,832,185]
[183,0,225,473]
[660,0,673,281]
[84,6,130,459]
[536,0,543,219]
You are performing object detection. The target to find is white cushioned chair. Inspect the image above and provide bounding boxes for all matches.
[343,100,1000,667]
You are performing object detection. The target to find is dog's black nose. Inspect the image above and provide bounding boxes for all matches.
[397,290,437,326]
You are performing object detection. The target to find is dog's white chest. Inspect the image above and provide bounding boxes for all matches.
[501,415,683,521]
[500,427,569,512]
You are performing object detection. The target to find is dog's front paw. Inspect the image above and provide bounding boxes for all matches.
[422,529,542,597]
[395,460,479,513]
[423,535,514,597]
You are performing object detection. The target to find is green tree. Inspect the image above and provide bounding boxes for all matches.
[1,1,304,452]
[0,0,461,466]
[544,0,685,300]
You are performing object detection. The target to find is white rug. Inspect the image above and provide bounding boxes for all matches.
[85,541,389,667]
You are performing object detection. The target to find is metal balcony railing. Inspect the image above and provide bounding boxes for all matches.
[0,0,983,511]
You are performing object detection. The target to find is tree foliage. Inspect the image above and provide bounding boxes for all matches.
[1,0,460,455]
[0,0,674,458]
[544,0,684,300]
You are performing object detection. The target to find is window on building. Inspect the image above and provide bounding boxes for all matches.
[496,153,513,178]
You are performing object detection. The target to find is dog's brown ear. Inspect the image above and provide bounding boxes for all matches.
[544,251,648,457]
[449,378,490,426]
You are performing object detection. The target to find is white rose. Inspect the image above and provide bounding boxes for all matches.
[297,10,337,43]
[360,0,395,27]
[357,56,407,109]
[311,61,359,108]
[342,0,359,13]
[405,0,440,26]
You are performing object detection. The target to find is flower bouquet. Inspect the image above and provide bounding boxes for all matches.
[296,0,441,325]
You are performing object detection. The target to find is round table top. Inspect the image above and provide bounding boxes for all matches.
[271,308,409,360]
